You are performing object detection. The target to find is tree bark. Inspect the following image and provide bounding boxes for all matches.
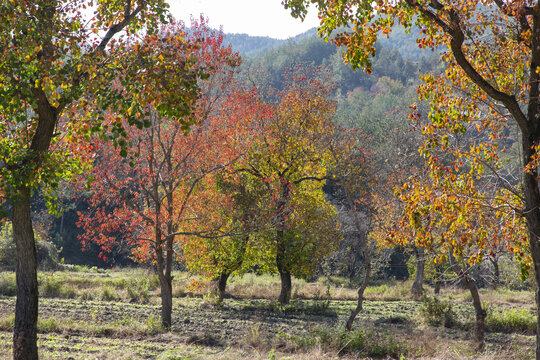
[212,271,230,304]
[278,268,292,305]
[461,271,486,350]
[12,186,39,360]
[276,226,292,304]
[489,257,500,289]
[155,231,174,329]
[345,256,371,331]
[411,246,425,300]
[434,264,443,295]
[11,86,57,360]
[158,271,173,329]
[520,131,540,360]
[275,178,292,305]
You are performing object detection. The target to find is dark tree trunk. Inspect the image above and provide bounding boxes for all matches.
[411,246,425,300]
[158,271,173,329]
[461,271,486,349]
[520,132,540,360]
[278,269,292,305]
[155,230,174,329]
[12,186,39,360]
[213,271,230,304]
[434,264,443,295]
[275,180,292,305]
[276,229,290,305]
[276,227,292,304]
[11,87,58,360]
[345,256,371,331]
[489,257,500,289]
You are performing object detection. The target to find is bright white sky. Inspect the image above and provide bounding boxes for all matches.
[167,0,320,39]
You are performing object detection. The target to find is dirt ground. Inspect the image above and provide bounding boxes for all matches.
[0,294,534,359]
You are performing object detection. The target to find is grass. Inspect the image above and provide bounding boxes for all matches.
[364,280,414,301]
[294,326,406,358]
[0,268,535,359]
[486,308,537,334]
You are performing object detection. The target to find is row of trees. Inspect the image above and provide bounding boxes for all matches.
[283,0,540,355]
[71,22,364,329]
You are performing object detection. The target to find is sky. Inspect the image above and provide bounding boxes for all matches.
[167,0,320,40]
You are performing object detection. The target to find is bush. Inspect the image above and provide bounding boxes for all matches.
[295,326,406,358]
[486,308,536,334]
[0,315,15,331]
[0,273,17,296]
[101,286,119,301]
[0,222,61,271]
[40,274,77,298]
[420,295,455,327]
[36,239,61,270]
[127,278,150,304]
[37,317,60,333]
[0,223,16,270]
[145,315,165,335]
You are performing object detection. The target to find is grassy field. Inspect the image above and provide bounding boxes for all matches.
[0,267,535,359]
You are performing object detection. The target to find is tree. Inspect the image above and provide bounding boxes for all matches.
[180,89,273,304]
[284,0,540,355]
[78,19,241,327]
[327,127,373,330]
[241,66,341,304]
[0,1,199,358]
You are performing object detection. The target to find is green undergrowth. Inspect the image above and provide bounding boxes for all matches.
[0,313,165,337]
[486,308,537,335]
[295,326,406,358]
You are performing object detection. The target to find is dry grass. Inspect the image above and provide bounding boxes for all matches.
[0,267,536,359]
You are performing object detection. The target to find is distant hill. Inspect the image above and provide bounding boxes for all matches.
[224,26,437,63]
[223,28,318,58]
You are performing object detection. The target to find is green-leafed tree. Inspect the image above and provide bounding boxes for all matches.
[0,2,202,358]
[242,66,341,304]
[283,0,538,353]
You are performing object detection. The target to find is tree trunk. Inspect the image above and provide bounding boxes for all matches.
[277,231,292,305]
[12,186,39,360]
[158,271,173,329]
[434,264,443,295]
[520,132,540,360]
[278,269,292,305]
[489,257,500,289]
[461,271,486,350]
[529,220,540,360]
[411,246,425,300]
[345,256,371,331]
[213,272,230,304]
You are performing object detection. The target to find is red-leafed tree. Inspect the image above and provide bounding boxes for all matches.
[0,1,198,357]
[180,88,274,303]
[78,19,242,328]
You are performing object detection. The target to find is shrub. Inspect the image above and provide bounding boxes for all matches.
[0,223,16,270]
[40,275,63,298]
[101,286,119,301]
[126,278,151,303]
[145,315,165,335]
[40,274,77,298]
[0,273,16,296]
[420,295,455,327]
[295,326,406,358]
[37,317,60,333]
[36,239,61,270]
[0,315,15,331]
[486,308,536,334]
